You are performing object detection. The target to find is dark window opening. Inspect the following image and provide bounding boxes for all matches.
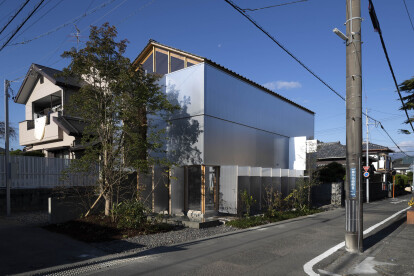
[187,61,195,67]
[171,56,184,72]
[142,53,153,74]
[155,51,168,75]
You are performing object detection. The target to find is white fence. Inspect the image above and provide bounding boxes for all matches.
[0,155,97,189]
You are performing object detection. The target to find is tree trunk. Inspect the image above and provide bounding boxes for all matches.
[104,191,112,216]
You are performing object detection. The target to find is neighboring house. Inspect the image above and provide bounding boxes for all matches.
[317,141,393,169]
[317,141,393,196]
[363,142,393,172]
[14,64,84,159]
[316,142,346,167]
[133,40,315,216]
[392,156,414,175]
[393,163,411,175]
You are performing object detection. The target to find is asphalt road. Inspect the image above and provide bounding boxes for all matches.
[82,194,412,276]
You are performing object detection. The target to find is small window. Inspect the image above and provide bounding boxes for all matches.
[155,50,168,75]
[187,61,196,67]
[141,53,153,74]
[171,56,184,72]
[40,75,44,84]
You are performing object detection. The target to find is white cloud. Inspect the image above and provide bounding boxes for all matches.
[263,81,302,91]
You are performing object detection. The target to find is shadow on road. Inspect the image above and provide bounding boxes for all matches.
[363,216,405,251]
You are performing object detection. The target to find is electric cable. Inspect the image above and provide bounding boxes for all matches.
[402,0,414,33]
[224,0,411,157]
[368,0,414,133]
[242,0,308,12]
[0,0,45,52]
[7,0,117,46]
[0,0,31,37]
[224,0,346,101]
[11,0,64,43]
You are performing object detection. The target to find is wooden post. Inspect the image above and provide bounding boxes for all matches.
[201,165,205,214]
[393,175,395,198]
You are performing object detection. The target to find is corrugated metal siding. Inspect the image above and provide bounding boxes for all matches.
[219,165,238,214]
[0,155,96,189]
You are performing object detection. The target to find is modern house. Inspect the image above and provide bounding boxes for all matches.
[133,40,315,216]
[14,41,315,217]
[14,64,84,159]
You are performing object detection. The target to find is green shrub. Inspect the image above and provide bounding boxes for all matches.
[240,190,255,218]
[112,199,148,229]
[395,174,409,191]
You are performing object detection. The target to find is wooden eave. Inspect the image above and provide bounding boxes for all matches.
[132,40,204,67]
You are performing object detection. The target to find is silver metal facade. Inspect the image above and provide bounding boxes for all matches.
[160,62,314,168]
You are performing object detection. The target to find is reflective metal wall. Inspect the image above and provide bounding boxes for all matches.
[160,62,314,169]
[170,166,185,215]
[203,63,314,168]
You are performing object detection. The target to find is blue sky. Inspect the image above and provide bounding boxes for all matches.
[0,0,413,156]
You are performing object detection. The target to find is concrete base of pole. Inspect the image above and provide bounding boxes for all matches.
[345,233,361,253]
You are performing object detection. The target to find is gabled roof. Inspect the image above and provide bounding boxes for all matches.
[317,142,346,160]
[133,40,314,115]
[317,141,393,160]
[14,64,81,104]
[362,142,393,153]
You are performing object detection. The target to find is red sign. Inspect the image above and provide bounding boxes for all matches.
[363,166,370,172]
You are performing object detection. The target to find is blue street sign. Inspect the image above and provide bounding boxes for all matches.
[363,172,370,178]
[350,168,356,198]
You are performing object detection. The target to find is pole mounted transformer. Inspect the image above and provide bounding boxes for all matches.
[345,0,363,253]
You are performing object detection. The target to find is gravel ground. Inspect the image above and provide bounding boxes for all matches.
[1,211,239,255]
[92,225,238,254]
[0,211,49,226]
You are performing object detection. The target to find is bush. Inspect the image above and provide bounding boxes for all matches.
[239,190,255,218]
[112,199,148,229]
[395,174,409,191]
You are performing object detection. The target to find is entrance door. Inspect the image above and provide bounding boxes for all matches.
[203,166,219,216]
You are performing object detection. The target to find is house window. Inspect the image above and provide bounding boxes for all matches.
[142,52,153,74]
[155,50,168,75]
[171,55,184,72]
[187,60,196,67]
[40,76,44,84]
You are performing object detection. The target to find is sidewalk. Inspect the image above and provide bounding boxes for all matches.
[0,212,106,275]
[316,212,414,276]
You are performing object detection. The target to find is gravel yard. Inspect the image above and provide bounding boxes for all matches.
[2,211,239,255]
[93,224,238,254]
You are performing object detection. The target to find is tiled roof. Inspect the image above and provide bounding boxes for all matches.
[317,142,346,160]
[362,142,393,153]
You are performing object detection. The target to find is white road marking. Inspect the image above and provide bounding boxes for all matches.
[303,206,411,276]
[349,256,395,274]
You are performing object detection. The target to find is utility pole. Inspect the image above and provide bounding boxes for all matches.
[365,108,369,203]
[345,0,363,253]
[4,79,11,216]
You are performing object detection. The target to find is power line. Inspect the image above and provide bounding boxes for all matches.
[224,0,412,157]
[402,0,414,33]
[242,0,308,12]
[11,0,64,43]
[224,0,346,101]
[0,0,31,37]
[7,0,116,47]
[368,0,414,134]
[0,0,45,52]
